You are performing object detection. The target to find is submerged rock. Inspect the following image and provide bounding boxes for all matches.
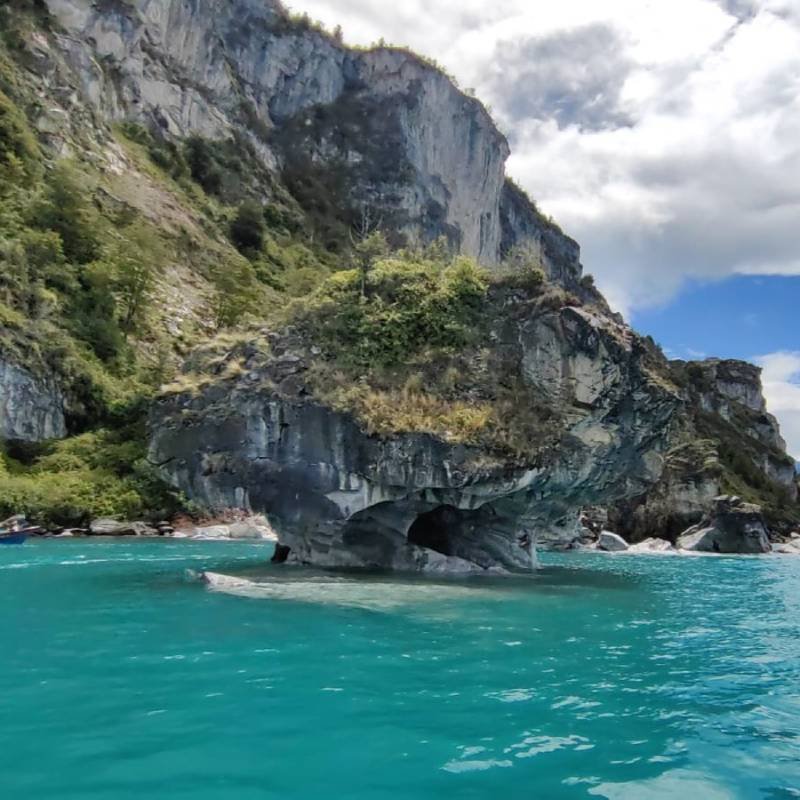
[677,496,771,554]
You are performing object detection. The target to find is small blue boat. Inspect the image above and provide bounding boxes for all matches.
[0,531,27,545]
[0,517,40,544]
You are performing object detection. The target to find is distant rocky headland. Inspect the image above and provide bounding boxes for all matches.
[0,0,797,570]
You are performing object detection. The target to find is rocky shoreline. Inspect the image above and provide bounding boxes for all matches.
[18,496,800,565]
[570,496,800,557]
[27,514,278,542]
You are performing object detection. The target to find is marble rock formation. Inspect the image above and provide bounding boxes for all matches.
[677,496,771,555]
[150,294,678,572]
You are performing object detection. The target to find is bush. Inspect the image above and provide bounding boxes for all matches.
[0,428,184,527]
[30,163,100,264]
[119,122,189,181]
[294,253,489,368]
[0,87,39,187]
[230,200,265,254]
[494,243,547,291]
[210,254,264,328]
[184,136,223,195]
[109,221,165,334]
[68,260,125,362]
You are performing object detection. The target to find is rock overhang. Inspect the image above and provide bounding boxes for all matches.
[149,297,682,570]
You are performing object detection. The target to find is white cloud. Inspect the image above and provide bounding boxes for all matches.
[289,0,800,313]
[755,351,800,460]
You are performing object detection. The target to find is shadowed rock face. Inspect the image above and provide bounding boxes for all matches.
[678,496,771,554]
[44,0,581,279]
[0,359,66,442]
[149,295,679,572]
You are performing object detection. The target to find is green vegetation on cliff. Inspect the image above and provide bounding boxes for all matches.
[285,246,567,459]
[0,424,183,527]
[1,7,541,524]
[0,11,337,525]
[295,249,489,368]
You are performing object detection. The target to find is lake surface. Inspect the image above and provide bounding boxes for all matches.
[2,540,799,799]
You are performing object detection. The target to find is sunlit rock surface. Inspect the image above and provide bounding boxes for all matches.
[44,0,582,278]
[608,358,798,541]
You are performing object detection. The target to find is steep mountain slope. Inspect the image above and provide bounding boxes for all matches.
[44,0,580,276]
[0,0,796,550]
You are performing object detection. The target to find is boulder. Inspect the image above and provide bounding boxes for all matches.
[628,537,675,553]
[193,525,232,539]
[228,516,278,541]
[58,528,88,537]
[772,541,800,555]
[579,507,607,535]
[598,531,629,552]
[88,519,157,536]
[192,518,279,541]
[677,496,771,554]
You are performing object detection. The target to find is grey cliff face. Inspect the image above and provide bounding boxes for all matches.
[149,296,678,571]
[500,181,582,288]
[608,358,798,542]
[0,359,66,442]
[43,0,581,278]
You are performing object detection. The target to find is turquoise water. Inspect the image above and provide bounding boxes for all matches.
[2,541,800,799]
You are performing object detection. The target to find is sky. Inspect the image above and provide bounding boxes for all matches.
[287,0,800,457]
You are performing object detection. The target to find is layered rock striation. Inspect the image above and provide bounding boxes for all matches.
[149,289,679,572]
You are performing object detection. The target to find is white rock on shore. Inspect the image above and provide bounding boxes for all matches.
[598,531,629,552]
[190,516,278,541]
[89,518,157,536]
[583,532,678,555]
[772,540,800,555]
[628,538,676,554]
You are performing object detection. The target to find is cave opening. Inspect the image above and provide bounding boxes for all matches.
[407,506,463,556]
[271,543,291,564]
